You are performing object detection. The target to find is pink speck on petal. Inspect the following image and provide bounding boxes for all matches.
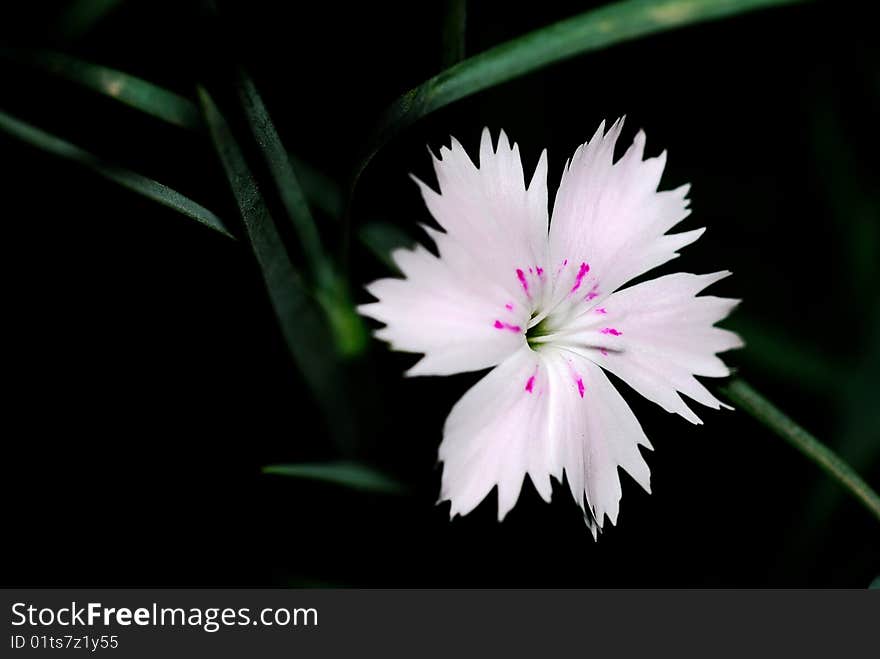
[600,327,622,336]
[595,307,607,314]
[599,348,608,356]
[570,262,590,293]
[536,266,544,276]
[585,283,600,301]
[494,320,522,333]
[576,377,585,398]
[525,375,535,393]
[563,259,568,266]
[516,269,530,297]
[505,302,514,311]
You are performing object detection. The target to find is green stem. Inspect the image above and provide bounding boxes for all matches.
[720,378,880,523]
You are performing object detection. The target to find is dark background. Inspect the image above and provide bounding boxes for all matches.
[2,0,878,587]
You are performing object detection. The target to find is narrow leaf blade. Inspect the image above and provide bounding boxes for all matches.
[4,49,352,235]
[2,48,201,131]
[197,87,356,449]
[356,0,808,184]
[720,378,880,523]
[234,67,328,283]
[0,109,233,238]
[234,68,368,356]
[262,462,406,494]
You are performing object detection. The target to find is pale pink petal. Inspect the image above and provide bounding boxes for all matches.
[542,349,652,533]
[545,119,698,319]
[559,271,743,424]
[358,243,525,376]
[439,345,652,532]
[360,129,550,376]
[439,346,551,520]
[414,128,551,309]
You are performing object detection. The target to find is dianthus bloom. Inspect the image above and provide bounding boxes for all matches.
[359,119,742,535]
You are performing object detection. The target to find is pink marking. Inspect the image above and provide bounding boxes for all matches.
[516,269,530,297]
[536,266,544,276]
[525,375,536,393]
[494,320,522,333]
[528,267,533,274]
[563,259,568,266]
[600,327,622,336]
[564,358,585,398]
[599,348,608,356]
[570,262,590,293]
[504,302,514,311]
[595,307,607,314]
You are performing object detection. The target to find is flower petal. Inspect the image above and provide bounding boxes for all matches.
[438,345,652,532]
[360,129,550,376]
[546,119,698,317]
[543,351,653,533]
[562,271,743,424]
[414,128,550,309]
[439,346,550,519]
[358,243,525,376]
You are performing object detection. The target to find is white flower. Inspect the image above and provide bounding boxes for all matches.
[359,119,743,536]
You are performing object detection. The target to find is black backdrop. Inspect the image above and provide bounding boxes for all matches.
[2,0,878,587]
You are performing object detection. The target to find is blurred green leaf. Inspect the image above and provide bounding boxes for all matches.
[279,160,414,277]
[441,0,467,67]
[52,0,123,41]
[720,378,880,524]
[810,91,879,294]
[359,222,415,274]
[198,87,356,449]
[794,75,880,546]
[355,0,808,186]
[796,313,880,552]
[870,575,880,589]
[262,462,406,494]
[2,48,202,130]
[725,315,838,396]
[284,160,413,275]
[289,156,345,220]
[0,109,233,238]
[314,273,369,357]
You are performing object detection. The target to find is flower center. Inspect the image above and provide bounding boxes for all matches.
[525,314,554,349]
